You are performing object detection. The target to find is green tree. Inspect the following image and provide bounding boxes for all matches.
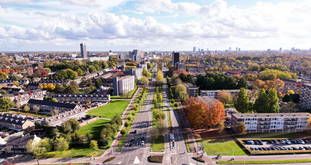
[0,72,8,80]
[155,69,164,85]
[62,118,80,134]
[139,76,149,86]
[0,97,13,112]
[90,140,98,150]
[53,137,69,151]
[175,83,189,101]
[253,89,269,113]
[65,81,80,94]
[234,88,251,113]
[237,78,248,89]
[267,88,280,113]
[142,68,151,78]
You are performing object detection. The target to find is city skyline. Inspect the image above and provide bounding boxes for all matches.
[0,0,310,51]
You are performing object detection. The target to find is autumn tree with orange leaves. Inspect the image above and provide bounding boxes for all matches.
[185,97,225,129]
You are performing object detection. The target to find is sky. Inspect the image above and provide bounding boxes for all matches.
[0,0,311,51]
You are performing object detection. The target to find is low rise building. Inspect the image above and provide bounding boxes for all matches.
[184,83,199,97]
[113,75,135,96]
[231,113,311,133]
[52,94,110,103]
[28,99,81,116]
[200,89,240,99]
[0,113,35,131]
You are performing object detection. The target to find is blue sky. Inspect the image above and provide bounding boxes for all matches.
[0,0,310,51]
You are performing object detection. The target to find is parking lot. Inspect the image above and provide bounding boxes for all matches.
[237,138,311,155]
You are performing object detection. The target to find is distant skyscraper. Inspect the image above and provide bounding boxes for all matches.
[130,49,144,62]
[80,43,88,59]
[172,52,180,66]
[193,47,197,52]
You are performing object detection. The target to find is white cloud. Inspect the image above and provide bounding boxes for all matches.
[1,0,311,50]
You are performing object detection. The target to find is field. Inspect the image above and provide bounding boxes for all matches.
[87,100,130,118]
[77,119,110,138]
[202,139,247,156]
[217,159,311,164]
[40,148,104,158]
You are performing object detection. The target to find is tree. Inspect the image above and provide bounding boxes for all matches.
[62,118,80,134]
[237,78,248,89]
[142,68,151,78]
[217,91,233,105]
[175,83,188,101]
[53,137,69,151]
[155,69,164,85]
[90,140,98,150]
[139,76,149,86]
[32,105,40,114]
[235,122,246,134]
[253,89,269,113]
[23,105,30,112]
[26,138,52,156]
[234,88,251,113]
[65,81,80,94]
[185,97,225,129]
[0,72,8,80]
[267,88,280,113]
[0,97,13,112]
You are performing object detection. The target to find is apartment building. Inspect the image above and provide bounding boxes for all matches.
[184,83,199,97]
[28,99,81,116]
[52,94,110,103]
[113,75,135,96]
[0,113,35,131]
[300,83,311,110]
[231,113,311,133]
[200,89,240,99]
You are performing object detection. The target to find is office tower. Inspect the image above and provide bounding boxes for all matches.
[130,49,144,62]
[193,47,197,52]
[172,52,180,66]
[80,43,88,59]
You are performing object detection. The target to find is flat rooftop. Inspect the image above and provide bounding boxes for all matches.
[233,113,311,118]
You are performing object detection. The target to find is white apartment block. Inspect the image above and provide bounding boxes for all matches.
[113,75,135,96]
[200,89,240,99]
[232,113,311,133]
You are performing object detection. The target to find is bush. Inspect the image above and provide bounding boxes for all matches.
[147,155,163,163]
[192,157,205,163]
[121,129,126,135]
[127,116,132,121]
[124,121,130,127]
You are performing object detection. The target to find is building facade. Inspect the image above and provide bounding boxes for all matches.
[113,76,135,96]
[185,83,199,97]
[200,89,240,99]
[52,94,110,103]
[172,52,180,66]
[300,84,311,110]
[28,99,81,116]
[80,42,88,59]
[0,113,35,131]
[231,113,311,133]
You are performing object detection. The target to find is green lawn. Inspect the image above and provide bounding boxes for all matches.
[77,119,110,138]
[217,159,311,164]
[202,139,247,156]
[87,100,130,118]
[40,148,104,158]
[151,135,165,152]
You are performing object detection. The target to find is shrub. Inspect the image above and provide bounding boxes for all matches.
[148,155,163,163]
[120,129,126,135]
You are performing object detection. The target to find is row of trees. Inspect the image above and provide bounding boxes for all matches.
[235,88,280,113]
[259,69,297,80]
[196,73,248,90]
